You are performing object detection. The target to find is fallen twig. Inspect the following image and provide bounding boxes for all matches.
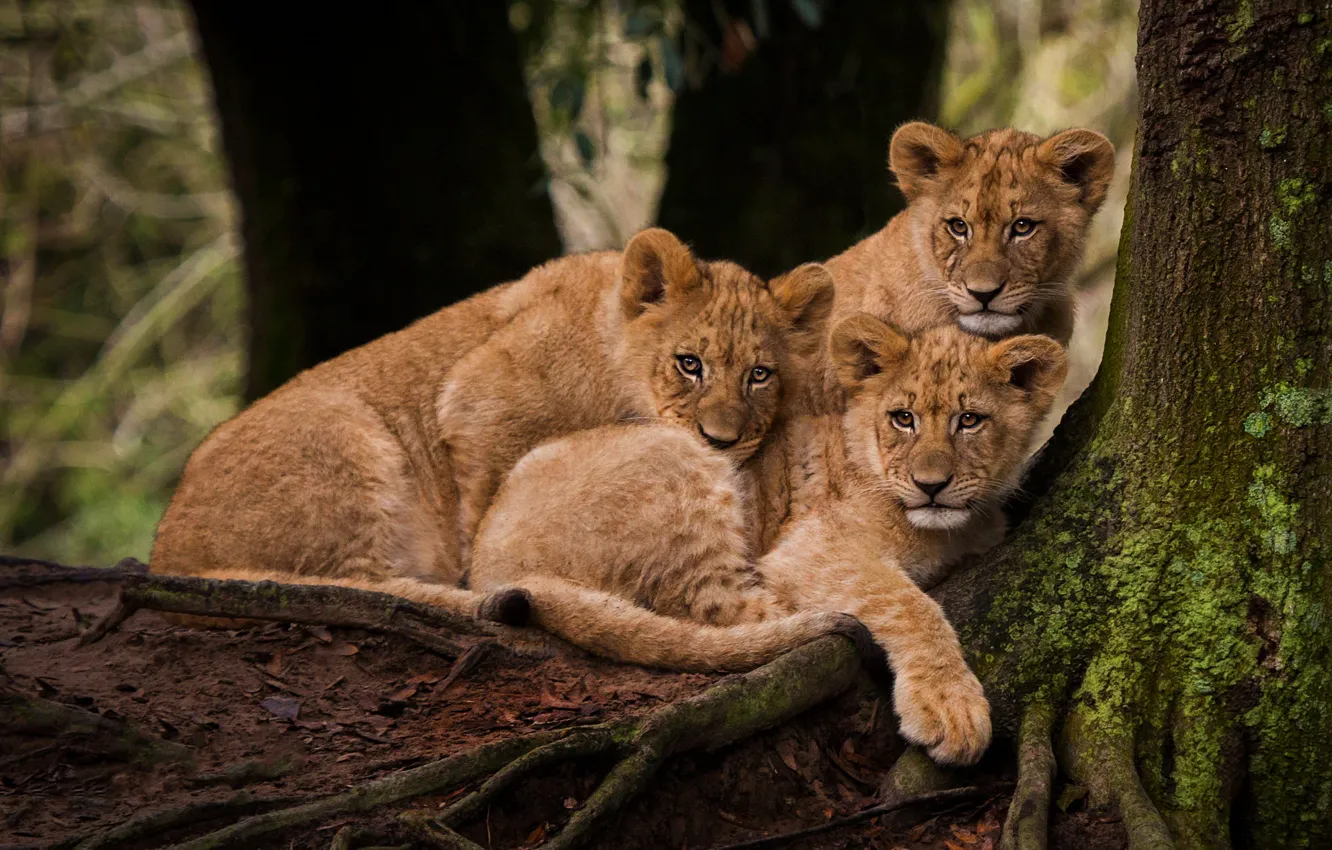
[705,784,1014,850]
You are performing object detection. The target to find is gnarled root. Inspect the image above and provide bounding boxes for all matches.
[122,635,860,850]
[0,684,193,767]
[1059,706,1175,850]
[78,572,552,661]
[56,792,305,850]
[879,745,957,804]
[1000,703,1055,850]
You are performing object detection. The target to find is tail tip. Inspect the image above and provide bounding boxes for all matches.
[478,587,532,626]
[829,613,891,684]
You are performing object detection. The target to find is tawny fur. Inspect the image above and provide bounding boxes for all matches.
[149,227,833,623]
[819,122,1113,377]
[740,122,1112,550]
[438,320,1069,766]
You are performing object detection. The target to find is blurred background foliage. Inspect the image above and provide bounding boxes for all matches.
[0,0,1138,564]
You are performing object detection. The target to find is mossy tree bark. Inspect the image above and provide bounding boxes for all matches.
[936,2,1332,847]
[184,3,563,401]
[654,0,950,277]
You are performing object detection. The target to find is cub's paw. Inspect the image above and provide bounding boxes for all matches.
[477,587,532,626]
[892,665,991,766]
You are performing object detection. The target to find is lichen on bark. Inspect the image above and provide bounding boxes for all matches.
[934,2,1332,846]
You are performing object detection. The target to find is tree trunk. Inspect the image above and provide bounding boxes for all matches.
[185,3,564,401]
[937,2,1332,847]
[654,0,950,277]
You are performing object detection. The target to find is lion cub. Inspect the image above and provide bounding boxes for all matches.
[150,228,833,604]
[461,317,1068,765]
[825,122,1114,351]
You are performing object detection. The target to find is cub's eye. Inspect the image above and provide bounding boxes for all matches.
[890,410,915,430]
[1011,218,1036,237]
[946,218,969,238]
[750,366,771,384]
[958,412,985,430]
[677,355,702,377]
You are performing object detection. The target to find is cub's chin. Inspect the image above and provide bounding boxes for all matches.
[957,311,1024,337]
[905,506,973,531]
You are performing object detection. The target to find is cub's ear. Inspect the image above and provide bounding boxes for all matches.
[620,228,701,318]
[831,313,909,391]
[989,335,1069,402]
[768,263,836,356]
[1037,128,1116,213]
[889,121,964,202]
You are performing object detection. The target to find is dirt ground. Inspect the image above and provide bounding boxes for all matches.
[0,569,1127,850]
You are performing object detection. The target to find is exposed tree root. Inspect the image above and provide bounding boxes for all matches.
[0,684,192,766]
[51,792,306,850]
[0,555,148,589]
[118,636,862,850]
[160,729,569,850]
[1000,703,1055,850]
[1059,708,1175,850]
[77,572,553,661]
[437,727,621,826]
[878,745,956,803]
[706,784,1013,850]
[188,755,300,788]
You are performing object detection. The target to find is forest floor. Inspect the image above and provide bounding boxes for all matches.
[1,572,1124,850]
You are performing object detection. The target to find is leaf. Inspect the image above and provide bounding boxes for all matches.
[540,691,583,710]
[523,823,548,845]
[264,651,284,677]
[406,671,444,685]
[574,131,596,169]
[307,626,332,643]
[776,740,800,773]
[260,696,301,721]
[332,643,359,656]
[389,685,418,703]
[790,0,823,28]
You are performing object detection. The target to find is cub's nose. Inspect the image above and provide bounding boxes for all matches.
[966,283,1004,308]
[912,476,952,500]
[698,424,739,450]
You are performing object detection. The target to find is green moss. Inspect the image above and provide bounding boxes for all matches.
[1257,383,1332,429]
[1244,411,1273,437]
[1270,216,1292,251]
[1259,125,1288,150]
[1277,177,1317,216]
[1298,12,1313,25]
[1228,0,1255,41]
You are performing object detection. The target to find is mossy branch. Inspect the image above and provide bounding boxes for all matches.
[0,684,193,767]
[77,571,553,660]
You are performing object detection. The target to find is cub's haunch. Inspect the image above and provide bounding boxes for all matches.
[149,228,833,618]
[461,318,1068,766]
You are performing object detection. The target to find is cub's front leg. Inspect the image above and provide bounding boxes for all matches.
[761,525,991,765]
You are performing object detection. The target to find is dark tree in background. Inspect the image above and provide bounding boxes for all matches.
[185,2,563,401]
[187,0,951,397]
[656,0,950,276]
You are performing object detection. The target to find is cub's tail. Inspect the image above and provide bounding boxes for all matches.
[478,574,880,674]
